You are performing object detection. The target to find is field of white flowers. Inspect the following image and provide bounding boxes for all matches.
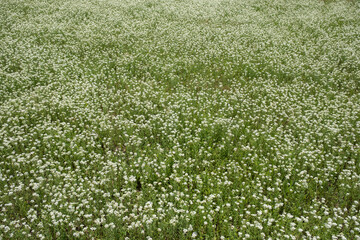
[1,0,360,239]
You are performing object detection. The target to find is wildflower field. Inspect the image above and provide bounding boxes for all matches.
[1,0,360,239]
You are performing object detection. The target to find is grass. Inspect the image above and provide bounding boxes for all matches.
[0,0,360,239]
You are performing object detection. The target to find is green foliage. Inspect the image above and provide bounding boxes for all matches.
[0,0,359,239]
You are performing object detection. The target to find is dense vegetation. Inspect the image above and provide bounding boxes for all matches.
[1,0,359,239]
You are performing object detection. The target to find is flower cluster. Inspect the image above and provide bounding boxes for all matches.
[0,0,359,239]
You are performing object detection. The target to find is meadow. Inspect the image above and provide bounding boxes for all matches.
[0,0,360,239]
